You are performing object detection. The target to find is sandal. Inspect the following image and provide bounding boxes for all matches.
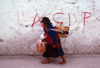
[42,61,49,64]
[59,61,66,64]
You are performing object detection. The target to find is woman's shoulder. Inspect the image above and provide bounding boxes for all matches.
[48,24,54,29]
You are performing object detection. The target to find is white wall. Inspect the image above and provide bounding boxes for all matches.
[0,0,100,55]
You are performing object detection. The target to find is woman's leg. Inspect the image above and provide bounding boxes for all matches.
[59,55,66,64]
[42,58,49,64]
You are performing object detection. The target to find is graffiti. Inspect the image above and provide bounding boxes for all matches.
[31,13,40,27]
[22,10,25,17]
[68,13,71,26]
[82,12,92,29]
[31,12,91,30]
[53,12,64,24]
[53,12,77,26]
[31,13,43,27]
[17,11,91,31]
[72,14,77,26]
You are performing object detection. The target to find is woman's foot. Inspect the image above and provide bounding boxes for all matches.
[59,60,66,64]
[60,56,66,64]
[42,58,49,64]
[42,61,49,64]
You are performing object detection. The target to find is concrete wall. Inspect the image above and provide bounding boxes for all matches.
[0,0,100,55]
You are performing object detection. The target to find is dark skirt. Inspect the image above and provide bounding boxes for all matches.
[43,43,64,58]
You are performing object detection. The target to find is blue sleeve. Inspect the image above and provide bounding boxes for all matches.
[48,30,56,45]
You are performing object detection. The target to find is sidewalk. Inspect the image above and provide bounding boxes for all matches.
[0,54,100,68]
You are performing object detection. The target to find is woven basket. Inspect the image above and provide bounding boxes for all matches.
[36,41,47,53]
[54,22,69,37]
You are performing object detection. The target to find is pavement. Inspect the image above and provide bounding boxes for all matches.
[0,54,100,68]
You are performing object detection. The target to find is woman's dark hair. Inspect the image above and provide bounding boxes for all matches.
[41,17,52,25]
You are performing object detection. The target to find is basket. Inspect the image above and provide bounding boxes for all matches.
[54,22,69,37]
[36,40,47,53]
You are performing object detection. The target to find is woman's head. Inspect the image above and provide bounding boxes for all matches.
[41,17,52,27]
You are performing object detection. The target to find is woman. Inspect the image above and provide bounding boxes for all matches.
[41,17,66,64]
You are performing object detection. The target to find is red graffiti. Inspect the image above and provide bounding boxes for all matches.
[53,12,77,26]
[53,12,64,24]
[18,10,91,31]
[31,13,40,27]
[22,10,24,17]
[77,6,79,10]
[30,12,91,31]
[22,10,28,22]
[47,4,49,6]
[73,14,77,25]
[83,12,91,29]
[68,13,70,26]
[29,17,34,18]
[31,13,43,27]
[25,20,27,22]
[69,13,77,26]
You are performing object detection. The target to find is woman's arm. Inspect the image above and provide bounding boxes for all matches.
[49,30,56,45]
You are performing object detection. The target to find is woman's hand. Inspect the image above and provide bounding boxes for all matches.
[53,45,56,48]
